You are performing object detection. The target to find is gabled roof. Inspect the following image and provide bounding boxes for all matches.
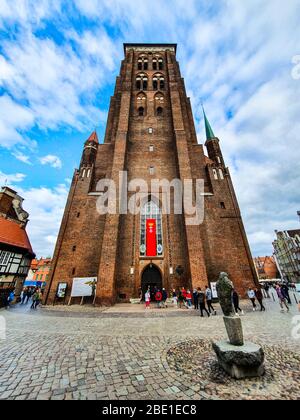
[0,217,34,255]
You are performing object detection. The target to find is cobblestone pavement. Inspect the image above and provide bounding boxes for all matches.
[0,298,299,400]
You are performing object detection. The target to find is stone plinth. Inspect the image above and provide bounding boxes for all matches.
[212,340,265,379]
[223,316,244,346]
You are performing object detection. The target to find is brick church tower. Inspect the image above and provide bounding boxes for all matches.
[44,43,258,306]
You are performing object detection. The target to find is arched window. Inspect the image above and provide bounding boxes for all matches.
[153,78,158,91]
[156,107,163,116]
[158,58,163,70]
[160,78,165,90]
[153,74,165,91]
[143,77,148,90]
[136,92,147,116]
[140,198,163,257]
[137,56,148,71]
[152,58,157,70]
[136,74,148,91]
[136,76,141,90]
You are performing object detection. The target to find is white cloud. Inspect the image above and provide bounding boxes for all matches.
[0,171,26,185]
[12,151,32,165]
[17,184,68,257]
[39,154,62,169]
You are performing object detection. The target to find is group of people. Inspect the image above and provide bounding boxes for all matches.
[20,287,43,309]
[144,286,219,317]
[2,286,43,309]
[247,282,297,313]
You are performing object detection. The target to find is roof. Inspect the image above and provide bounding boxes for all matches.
[86,130,99,143]
[124,43,177,54]
[287,229,300,238]
[0,217,34,255]
[202,106,216,141]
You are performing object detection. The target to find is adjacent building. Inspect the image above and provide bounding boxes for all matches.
[24,257,52,289]
[253,256,279,281]
[273,229,300,283]
[0,187,35,303]
[44,43,258,306]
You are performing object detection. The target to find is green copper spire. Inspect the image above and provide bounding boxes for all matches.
[202,105,215,140]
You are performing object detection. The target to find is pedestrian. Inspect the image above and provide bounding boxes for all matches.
[25,288,31,304]
[186,290,193,309]
[178,290,184,309]
[232,289,244,315]
[193,288,198,310]
[264,283,271,299]
[155,289,162,309]
[31,290,38,309]
[162,288,168,308]
[171,289,178,306]
[5,290,15,309]
[255,288,266,311]
[247,288,257,311]
[275,284,289,313]
[20,288,26,304]
[198,288,210,318]
[145,289,151,309]
[205,285,217,315]
[281,283,291,305]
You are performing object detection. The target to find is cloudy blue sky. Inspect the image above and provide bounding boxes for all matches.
[0,0,300,258]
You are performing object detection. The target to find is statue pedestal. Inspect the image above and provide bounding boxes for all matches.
[223,316,244,346]
[212,340,265,379]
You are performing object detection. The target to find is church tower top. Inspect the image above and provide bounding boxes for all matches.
[124,43,177,55]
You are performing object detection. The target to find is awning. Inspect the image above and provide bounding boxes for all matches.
[23,281,45,287]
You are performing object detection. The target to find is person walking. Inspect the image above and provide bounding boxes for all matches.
[171,289,178,306]
[25,288,32,304]
[255,288,266,311]
[198,288,210,318]
[186,290,193,309]
[31,290,38,309]
[275,284,289,312]
[5,290,15,309]
[193,288,198,310]
[162,288,168,308]
[145,289,151,310]
[264,283,271,299]
[281,283,291,305]
[247,288,257,311]
[232,289,244,315]
[155,289,162,309]
[205,285,217,315]
[20,288,27,304]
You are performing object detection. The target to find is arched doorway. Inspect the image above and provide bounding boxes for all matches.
[141,264,162,301]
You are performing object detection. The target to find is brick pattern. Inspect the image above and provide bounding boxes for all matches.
[44,45,258,305]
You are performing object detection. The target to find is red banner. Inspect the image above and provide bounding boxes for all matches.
[146,219,157,257]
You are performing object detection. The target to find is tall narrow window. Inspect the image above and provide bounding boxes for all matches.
[143,77,148,91]
[138,107,144,117]
[158,58,163,70]
[140,198,163,257]
[152,59,157,70]
[213,169,218,180]
[156,107,163,116]
[136,78,141,90]
[153,78,158,90]
[149,166,155,175]
[219,169,224,180]
[138,60,142,70]
[143,59,148,70]
[160,78,165,90]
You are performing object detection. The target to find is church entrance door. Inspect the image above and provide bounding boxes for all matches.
[141,264,162,301]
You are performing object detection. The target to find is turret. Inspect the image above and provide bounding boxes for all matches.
[80,130,99,169]
[203,107,225,168]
